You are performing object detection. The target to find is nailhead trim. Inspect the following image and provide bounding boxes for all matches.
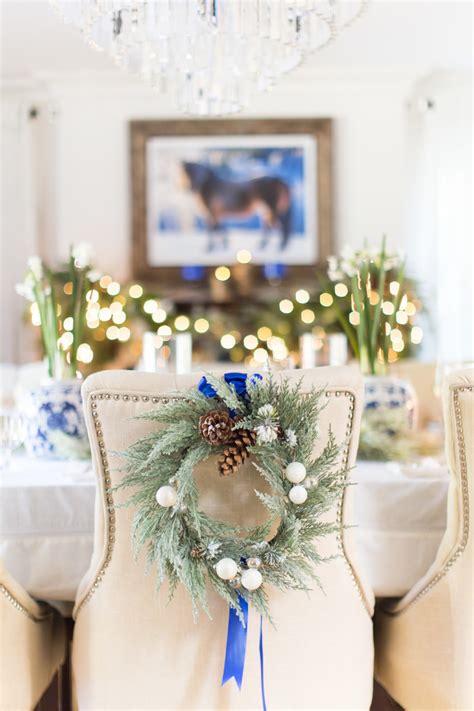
[0,584,53,622]
[334,391,371,614]
[385,384,473,614]
[76,388,371,616]
[75,392,177,615]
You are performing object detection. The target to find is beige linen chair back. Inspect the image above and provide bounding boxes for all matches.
[375,368,473,710]
[73,368,374,710]
[388,360,442,428]
[0,561,66,711]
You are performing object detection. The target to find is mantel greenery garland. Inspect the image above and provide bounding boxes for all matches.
[119,373,346,622]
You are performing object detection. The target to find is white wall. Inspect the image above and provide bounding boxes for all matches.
[44,69,415,278]
[1,68,472,362]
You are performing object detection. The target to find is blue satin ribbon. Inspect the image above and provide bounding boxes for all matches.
[202,373,267,709]
[221,596,267,711]
[198,372,262,400]
[222,595,248,689]
[259,616,267,711]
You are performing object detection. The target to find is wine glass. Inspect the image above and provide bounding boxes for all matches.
[0,410,26,471]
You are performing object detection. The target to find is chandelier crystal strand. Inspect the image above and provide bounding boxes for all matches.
[52,0,367,115]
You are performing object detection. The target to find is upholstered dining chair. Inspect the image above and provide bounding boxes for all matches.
[73,368,374,710]
[0,561,66,710]
[388,360,442,428]
[375,368,473,709]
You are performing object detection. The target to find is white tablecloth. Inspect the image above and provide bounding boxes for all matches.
[0,458,95,608]
[353,460,449,597]
[0,456,449,609]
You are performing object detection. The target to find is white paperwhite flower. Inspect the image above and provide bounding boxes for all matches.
[340,259,357,278]
[16,272,36,300]
[285,428,297,448]
[384,254,403,271]
[27,255,43,279]
[87,269,101,283]
[328,268,344,282]
[15,278,35,301]
[256,423,278,444]
[72,242,94,269]
[341,244,355,261]
[257,404,274,419]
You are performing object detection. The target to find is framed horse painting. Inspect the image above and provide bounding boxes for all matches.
[131,118,332,298]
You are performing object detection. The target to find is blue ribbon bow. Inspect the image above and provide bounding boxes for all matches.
[198,372,262,400]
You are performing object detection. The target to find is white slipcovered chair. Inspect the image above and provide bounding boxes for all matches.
[72,368,374,710]
[375,368,474,709]
[0,561,66,711]
[388,360,442,428]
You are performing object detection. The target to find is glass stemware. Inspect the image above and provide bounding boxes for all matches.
[0,410,26,471]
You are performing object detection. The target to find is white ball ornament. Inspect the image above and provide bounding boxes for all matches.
[155,485,177,508]
[241,568,263,591]
[289,485,308,505]
[215,558,238,580]
[285,461,307,484]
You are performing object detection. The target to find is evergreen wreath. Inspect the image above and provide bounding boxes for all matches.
[119,372,346,622]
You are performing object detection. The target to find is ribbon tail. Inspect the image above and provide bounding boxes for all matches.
[259,616,267,711]
[221,595,249,690]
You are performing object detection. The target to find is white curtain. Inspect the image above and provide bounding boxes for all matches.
[0,87,57,364]
[0,94,36,363]
[406,71,473,364]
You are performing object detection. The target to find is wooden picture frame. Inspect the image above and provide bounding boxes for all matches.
[130,118,332,300]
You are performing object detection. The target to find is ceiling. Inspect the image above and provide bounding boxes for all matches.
[1,0,472,82]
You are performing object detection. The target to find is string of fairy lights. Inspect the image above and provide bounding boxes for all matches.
[28,263,422,373]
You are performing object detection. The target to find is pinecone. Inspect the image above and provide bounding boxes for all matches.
[199,410,233,446]
[217,429,257,477]
[190,546,205,559]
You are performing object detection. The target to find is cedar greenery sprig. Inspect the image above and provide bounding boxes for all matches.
[117,374,347,623]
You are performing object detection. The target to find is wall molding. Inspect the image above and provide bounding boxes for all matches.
[1,67,421,100]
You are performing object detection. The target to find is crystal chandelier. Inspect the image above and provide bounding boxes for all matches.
[54,1,367,115]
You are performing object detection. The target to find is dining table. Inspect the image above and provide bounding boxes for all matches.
[0,454,450,615]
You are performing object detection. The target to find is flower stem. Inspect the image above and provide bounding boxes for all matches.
[370,235,386,365]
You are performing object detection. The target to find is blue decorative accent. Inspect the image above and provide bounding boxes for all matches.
[198,372,262,400]
[363,376,417,427]
[259,616,267,711]
[181,265,205,281]
[221,597,267,710]
[199,372,267,708]
[22,379,87,459]
[222,595,248,690]
[263,263,287,280]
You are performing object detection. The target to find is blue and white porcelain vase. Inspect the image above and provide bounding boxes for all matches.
[22,378,89,459]
[363,375,418,428]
